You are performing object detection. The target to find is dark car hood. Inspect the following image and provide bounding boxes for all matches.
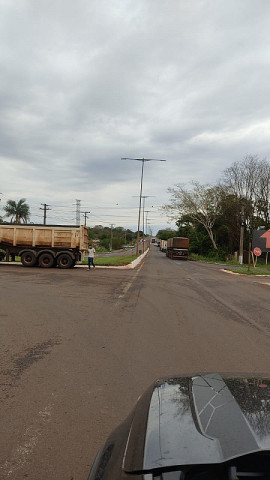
[123,373,270,472]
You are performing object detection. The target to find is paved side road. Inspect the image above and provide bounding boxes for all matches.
[0,248,270,479]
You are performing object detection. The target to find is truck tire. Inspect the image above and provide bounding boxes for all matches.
[57,253,73,269]
[39,252,55,268]
[21,251,37,267]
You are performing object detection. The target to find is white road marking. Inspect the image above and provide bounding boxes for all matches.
[0,403,53,477]
[115,263,144,305]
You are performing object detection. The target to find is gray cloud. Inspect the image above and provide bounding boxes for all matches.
[0,0,270,231]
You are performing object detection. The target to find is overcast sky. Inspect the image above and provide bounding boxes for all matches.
[0,0,270,233]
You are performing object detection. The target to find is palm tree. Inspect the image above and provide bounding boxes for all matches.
[4,198,30,224]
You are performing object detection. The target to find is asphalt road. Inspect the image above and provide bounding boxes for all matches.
[0,247,270,480]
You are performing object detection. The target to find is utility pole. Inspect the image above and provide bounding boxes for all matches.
[82,211,90,226]
[75,199,81,225]
[122,158,166,256]
[239,204,245,265]
[40,203,51,225]
[110,224,115,252]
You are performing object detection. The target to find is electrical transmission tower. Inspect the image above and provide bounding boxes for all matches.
[75,199,81,225]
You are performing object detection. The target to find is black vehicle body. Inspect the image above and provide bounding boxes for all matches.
[88,373,270,479]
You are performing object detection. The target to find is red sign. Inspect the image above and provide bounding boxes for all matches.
[254,247,262,256]
[261,229,270,249]
[252,229,270,253]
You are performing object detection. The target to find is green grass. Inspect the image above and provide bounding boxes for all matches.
[4,256,21,262]
[189,253,270,275]
[189,253,228,263]
[225,266,270,275]
[82,255,136,266]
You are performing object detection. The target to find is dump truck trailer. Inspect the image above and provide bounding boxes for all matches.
[166,237,189,260]
[0,224,88,268]
[160,240,167,252]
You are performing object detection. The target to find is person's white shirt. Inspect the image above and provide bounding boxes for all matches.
[87,247,95,258]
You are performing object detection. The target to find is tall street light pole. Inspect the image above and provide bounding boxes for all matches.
[133,195,155,253]
[121,158,166,256]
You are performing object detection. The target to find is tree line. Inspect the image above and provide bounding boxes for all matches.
[161,155,270,259]
[88,225,138,250]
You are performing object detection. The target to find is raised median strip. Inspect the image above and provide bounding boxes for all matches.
[125,248,149,269]
[79,248,149,269]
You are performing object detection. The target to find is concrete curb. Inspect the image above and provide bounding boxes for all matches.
[78,248,149,270]
[125,248,149,269]
[221,268,270,279]
[76,248,149,269]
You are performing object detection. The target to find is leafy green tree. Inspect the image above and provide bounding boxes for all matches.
[100,238,110,250]
[165,182,220,249]
[4,198,30,224]
[88,229,94,242]
[156,228,178,240]
[176,216,213,255]
[214,193,252,253]
[164,156,270,257]
[88,225,137,250]
[222,155,270,229]
[125,229,135,243]
[112,237,125,249]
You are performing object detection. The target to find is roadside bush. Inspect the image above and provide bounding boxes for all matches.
[100,238,110,250]
[207,248,227,261]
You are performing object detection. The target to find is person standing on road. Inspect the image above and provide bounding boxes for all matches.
[87,245,96,270]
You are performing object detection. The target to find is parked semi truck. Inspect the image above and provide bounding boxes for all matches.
[160,240,167,252]
[166,237,189,260]
[0,224,88,268]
